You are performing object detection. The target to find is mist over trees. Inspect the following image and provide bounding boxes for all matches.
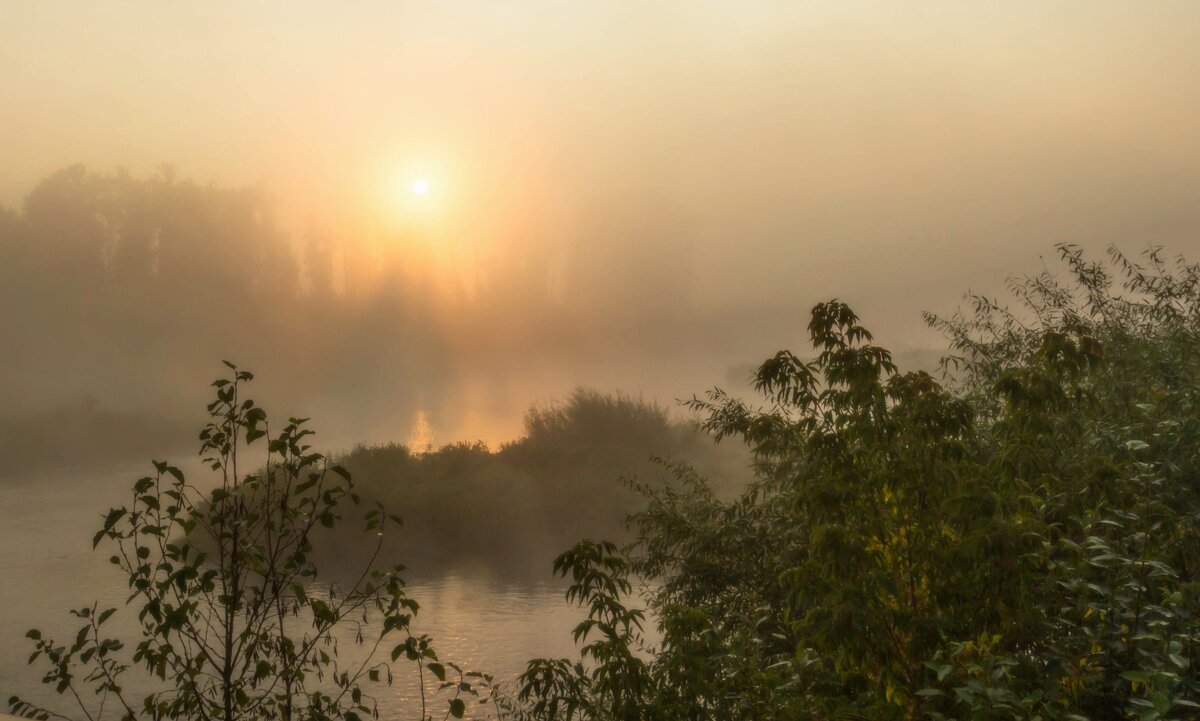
[0,165,573,470]
[0,165,790,477]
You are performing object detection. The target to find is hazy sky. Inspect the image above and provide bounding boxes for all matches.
[4,1,1200,441]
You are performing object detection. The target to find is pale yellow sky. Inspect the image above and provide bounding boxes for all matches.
[4,1,1200,348]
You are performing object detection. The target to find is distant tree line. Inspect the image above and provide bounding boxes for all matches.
[0,166,564,460]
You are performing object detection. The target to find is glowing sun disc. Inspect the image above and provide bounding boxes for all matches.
[412,178,430,196]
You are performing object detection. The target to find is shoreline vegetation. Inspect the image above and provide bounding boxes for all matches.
[0,386,751,580]
[318,389,751,579]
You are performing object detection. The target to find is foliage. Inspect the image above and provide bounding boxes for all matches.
[8,364,494,721]
[513,245,1200,721]
[327,389,747,577]
[513,541,651,721]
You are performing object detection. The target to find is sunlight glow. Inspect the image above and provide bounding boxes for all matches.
[379,158,453,228]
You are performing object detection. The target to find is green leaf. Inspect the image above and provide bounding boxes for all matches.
[449,699,465,719]
[311,600,336,625]
[102,508,126,533]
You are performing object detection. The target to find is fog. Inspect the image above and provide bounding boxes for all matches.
[3,1,1200,466]
[7,8,1200,720]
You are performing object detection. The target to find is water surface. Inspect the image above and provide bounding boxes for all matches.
[0,465,589,719]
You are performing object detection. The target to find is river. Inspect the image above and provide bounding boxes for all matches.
[0,464,595,720]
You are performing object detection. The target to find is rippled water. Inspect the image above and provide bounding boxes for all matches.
[0,465,590,719]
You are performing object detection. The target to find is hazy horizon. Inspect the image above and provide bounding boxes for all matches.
[4,1,1200,455]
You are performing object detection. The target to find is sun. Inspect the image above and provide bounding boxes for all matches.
[383,164,443,220]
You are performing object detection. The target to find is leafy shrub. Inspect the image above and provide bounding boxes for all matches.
[8,364,494,721]
[515,245,1200,721]
[327,389,749,578]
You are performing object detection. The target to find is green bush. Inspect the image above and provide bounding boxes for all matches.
[327,389,748,578]
[9,364,495,721]
[515,245,1200,721]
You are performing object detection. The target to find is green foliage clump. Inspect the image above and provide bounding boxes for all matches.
[328,389,747,577]
[514,245,1200,721]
